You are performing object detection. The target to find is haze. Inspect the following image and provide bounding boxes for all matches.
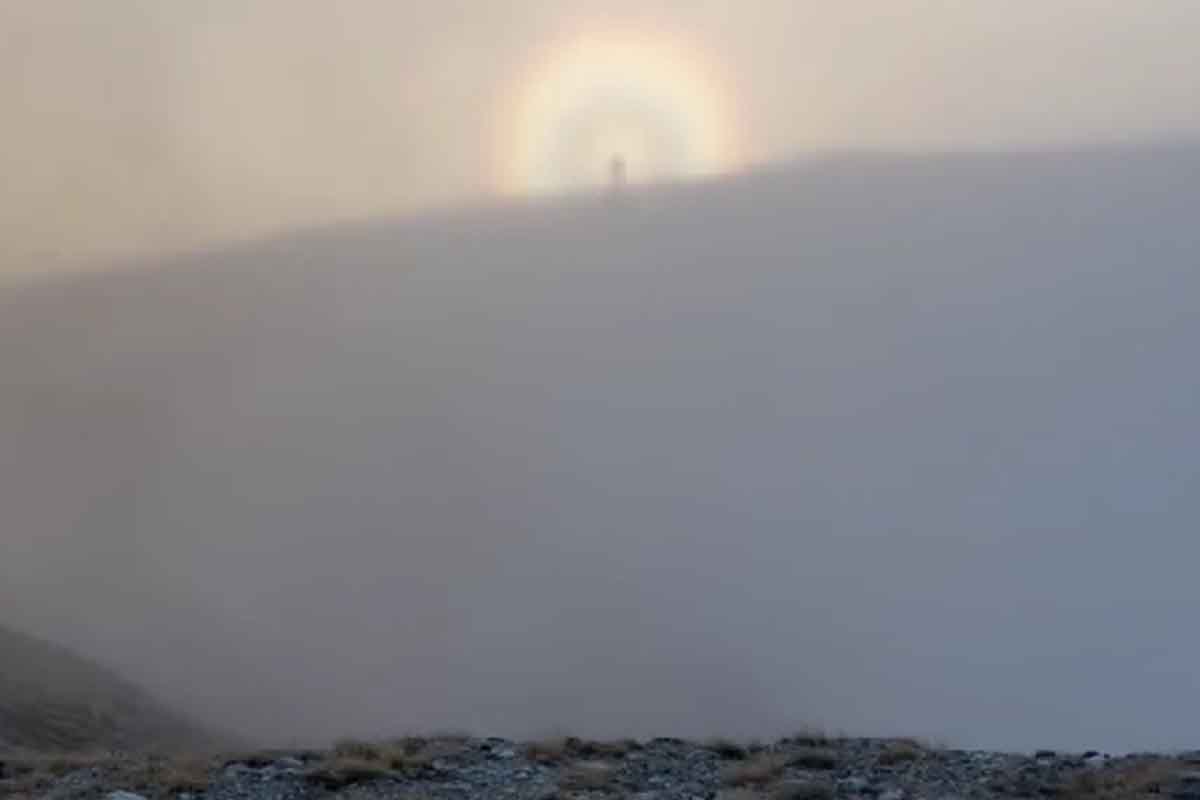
[2,2,1199,754]
[5,1,1200,278]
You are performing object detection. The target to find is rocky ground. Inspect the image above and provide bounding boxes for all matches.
[4,735,1200,800]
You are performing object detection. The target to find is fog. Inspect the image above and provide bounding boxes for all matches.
[3,144,1199,752]
[5,2,1200,279]
[4,0,1200,755]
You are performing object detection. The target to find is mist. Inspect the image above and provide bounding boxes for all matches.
[4,0,1200,757]
[3,143,1199,752]
[6,2,1200,279]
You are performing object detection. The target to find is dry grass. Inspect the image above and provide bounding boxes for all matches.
[788,728,833,748]
[218,747,316,768]
[1056,759,1183,800]
[721,753,790,787]
[524,737,633,764]
[306,756,397,788]
[138,755,213,793]
[877,740,924,766]
[525,736,571,764]
[0,751,213,799]
[306,736,450,788]
[330,738,379,760]
[0,625,218,754]
[787,747,839,770]
[328,737,441,771]
[416,737,467,761]
[572,738,635,759]
[562,760,619,791]
[0,755,53,799]
[425,730,472,746]
[706,737,750,760]
[17,751,113,777]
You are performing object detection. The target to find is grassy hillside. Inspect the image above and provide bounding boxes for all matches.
[0,624,212,753]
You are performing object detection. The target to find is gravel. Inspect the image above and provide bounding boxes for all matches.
[15,735,1200,800]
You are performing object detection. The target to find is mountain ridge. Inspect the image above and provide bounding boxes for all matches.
[0,623,214,753]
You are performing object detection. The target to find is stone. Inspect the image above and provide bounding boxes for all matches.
[772,779,836,800]
[841,776,870,793]
[1173,773,1200,800]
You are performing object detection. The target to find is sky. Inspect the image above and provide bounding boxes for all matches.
[2,1,1200,754]
[4,1,1200,278]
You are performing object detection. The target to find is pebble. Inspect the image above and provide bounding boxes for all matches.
[842,777,870,793]
[25,736,1200,800]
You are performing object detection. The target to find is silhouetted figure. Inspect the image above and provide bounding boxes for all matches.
[609,155,627,193]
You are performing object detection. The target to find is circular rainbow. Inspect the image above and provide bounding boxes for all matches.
[494,31,745,196]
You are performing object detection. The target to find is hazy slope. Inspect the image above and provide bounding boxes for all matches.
[0,625,211,752]
[2,145,1199,751]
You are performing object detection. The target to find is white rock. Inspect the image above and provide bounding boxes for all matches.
[107,792,148,800]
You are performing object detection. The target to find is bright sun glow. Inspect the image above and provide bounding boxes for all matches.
[494,31,744,196]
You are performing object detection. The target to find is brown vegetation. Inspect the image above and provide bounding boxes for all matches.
[1055,759,1183,800]
[707,737,750,760]
[525,736,571,764]
[525,736,634,765]
[562,760,619,791]
[0,751,213,799]
[877,740,924,766]
[721,753,790,787]
[306,756,398,789]
[788,728,834,748]
[787,747,840,770]
[0,625,217,754]
[304,735,469,788]
[571,738,636,759]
